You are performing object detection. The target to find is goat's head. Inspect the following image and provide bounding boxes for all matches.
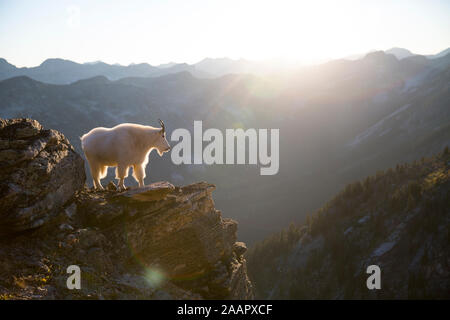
[154,119,171,156]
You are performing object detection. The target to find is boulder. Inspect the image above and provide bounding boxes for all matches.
[0,118,85,236]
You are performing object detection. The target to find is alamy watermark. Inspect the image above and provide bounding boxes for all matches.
[170,121,279,175]
[366,265,381,290]
[66,265,81,290]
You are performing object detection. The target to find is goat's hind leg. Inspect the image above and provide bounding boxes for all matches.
[133,164,146,188]
[90,164,104,190]
[116,164,129,191]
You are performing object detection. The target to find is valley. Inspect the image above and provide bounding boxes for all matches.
[1,50,449,244]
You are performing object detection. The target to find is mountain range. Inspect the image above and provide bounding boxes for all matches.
[344,47,449,61]
[0,49,449,244]
[0,58,210,84]
[1,47,448,84]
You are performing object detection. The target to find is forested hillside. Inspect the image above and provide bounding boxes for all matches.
[247,148,450,299]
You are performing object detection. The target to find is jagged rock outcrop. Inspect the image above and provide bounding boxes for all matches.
[0,118,85,236]
[74,181,253,299]
[0,118,253,300]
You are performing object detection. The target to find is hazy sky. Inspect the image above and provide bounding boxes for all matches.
[1,0,449,67]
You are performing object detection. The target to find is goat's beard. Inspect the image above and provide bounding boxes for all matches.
[157,149,164,157]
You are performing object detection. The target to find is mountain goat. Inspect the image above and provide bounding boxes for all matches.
[80,120,171,190]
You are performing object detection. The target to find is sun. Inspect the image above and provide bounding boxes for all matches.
[222,0,383,64]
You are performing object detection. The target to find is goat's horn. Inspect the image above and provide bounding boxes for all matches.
[158,119,165,132]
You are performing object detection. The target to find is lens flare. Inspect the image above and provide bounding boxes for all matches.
[144,268,166,288]
[123,218,212,287]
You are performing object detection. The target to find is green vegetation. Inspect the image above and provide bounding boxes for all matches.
[247,147,450,299]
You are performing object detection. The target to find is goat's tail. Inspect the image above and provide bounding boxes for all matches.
[80,139,85,151]
[80,134,86,151]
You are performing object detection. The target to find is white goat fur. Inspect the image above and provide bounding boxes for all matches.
[80,123,170,190]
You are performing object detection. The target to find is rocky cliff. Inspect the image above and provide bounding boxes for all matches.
[0,118,253,300]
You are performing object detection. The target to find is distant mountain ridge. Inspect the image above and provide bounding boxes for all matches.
[0,56,292,84]
[385,47,416,59]
[1,46,448,84]
[344,47,449,61]
[0,58,211,84]
[428,47,450,59]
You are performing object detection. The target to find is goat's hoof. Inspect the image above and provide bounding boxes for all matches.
[106,181,117,191]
